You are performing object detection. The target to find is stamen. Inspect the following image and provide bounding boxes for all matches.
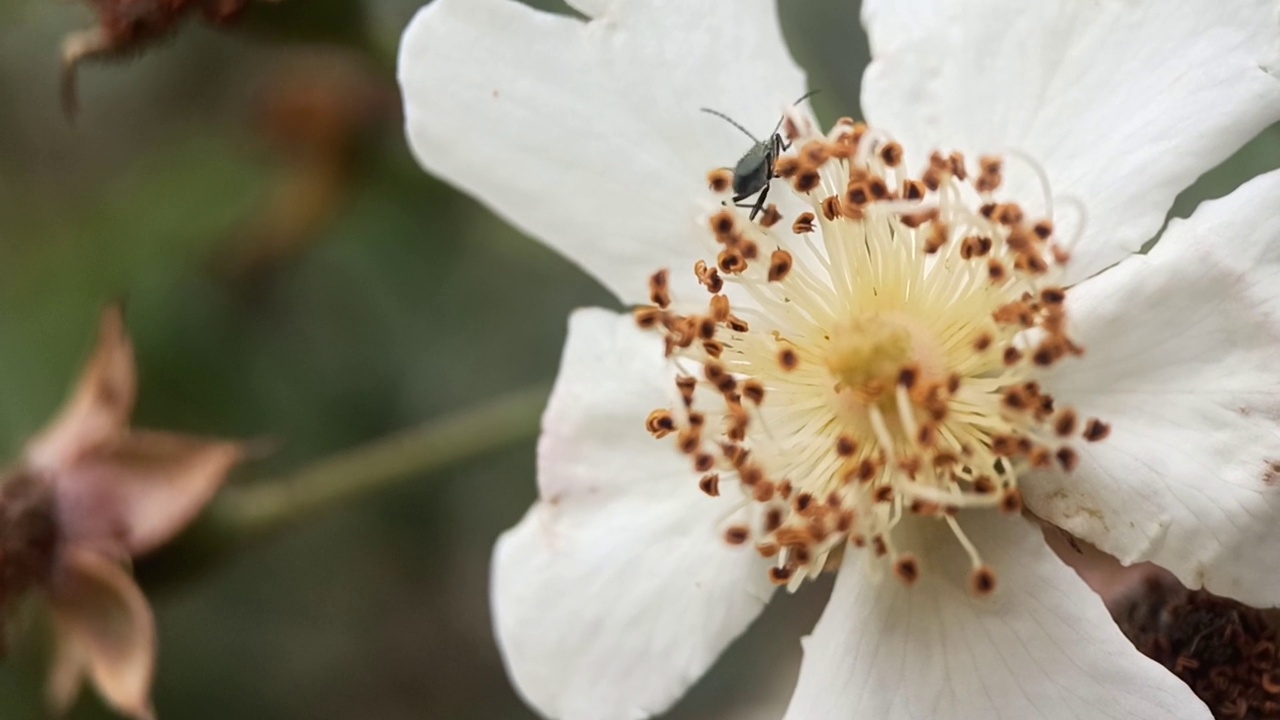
[636,116,1103,589]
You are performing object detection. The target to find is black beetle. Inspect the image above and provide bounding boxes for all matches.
[701,91,819,221]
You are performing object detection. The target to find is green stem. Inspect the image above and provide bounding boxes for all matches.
[220,383,548,537]
[137,383,549,589]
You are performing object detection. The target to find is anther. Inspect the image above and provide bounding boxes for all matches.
[1055,447,1079,471]
[760,204,783,228]
[768,566,794,585]
[821,196,842,221]
[710,209,737,238]
[1053,410,1077,436]
[970,566,998,596]
[879,142,903,167]
[699,473,720,497]
[742,379,765,405]
[648,269,671,308]
[792,212,816,235]
[709,294,730,322]
[768,249,794,282]
[893,555,920,586]
[777,347,799,371]
[987,259,1007,283]
[724,526,750,545]
[707,168,733,194]
[645,409,676,438]
[999,488,1023,514]
[835,434,857,457]
[901,179,925,201]
[634,306,663,329]
[694,452,716,472]
[717,249,746,274]
[1083,418,1111,442]
[794,170,821,193]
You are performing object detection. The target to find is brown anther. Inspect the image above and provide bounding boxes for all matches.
[976,156,1003,193]
[677,429,700,455]
[699,473,720,497]
[1055,447,1079,472]
[993,203,1024,226]
[709,294,731,322]
[1002,386,1028,411]
[794,170,821,193]
[768,249,794,282]
[873,486,894,503]
[898,364,919,389]
[879,141,903,167]
[794,492,814,513]
[760,204,783,228]
[921,168,943,192]
[857,458,878,482]
[676,375,697,406]
[753,481,776,503]
[739,465,764,486]
[893,555,920,586]
[924,223,949,254]
[821,195,842,221]
[764,508,784,533]
[688,412,706,428]
[710,209,737,238]
[1032,346,1056,367]
[694,452,715,473]
[987,259,1007,283]
[999,488,1023,514]
[634,306,664,329]
[696,317,717,341]
[973,332,993,351]
[959,235,993,259]
[1083,418,1111,442]
[973,476,996,494]
[726,315,750,333]
[867,177,890,200]
[917,424,937,446]
[1002,347,1023,366]
[773,155,800,179]
[835,435,857,457]
[740,240,759,260]
[1015,251,1050,276]
[702,340,724,358]
[1040,287,1066,305]
[645,409,676,438]
[717,248,746,275]
[1033,220,1054,240]
[844,182,870,208]
[694,260,724,294]
[1049,410,1076,438]
[707,168,733,194]
[801,140,829,166]
[901,179,926,201]
[724,526,750,545]
[970,566,998,596]
[1029,447,1052,468]
[768,566,794,585]
[777,480,793,500]
[756,542,780,558]
[777,347,799,371]
[792,212,816,235]
[872,536,888,557]
[742,379,765,405]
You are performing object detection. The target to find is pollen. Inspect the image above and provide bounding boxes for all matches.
[637,110,1101,593]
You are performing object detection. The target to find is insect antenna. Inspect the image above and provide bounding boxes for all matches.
[770,89,821,136]
[699,107,760,143]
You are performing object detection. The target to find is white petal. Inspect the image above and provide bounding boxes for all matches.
[1027,168,1280,607]
[861,0,1280,283]
[398,0,808,304]
[492,308,773,720]
[783,515,1208,720]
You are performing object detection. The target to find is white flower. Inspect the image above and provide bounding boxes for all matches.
[398,1,1280,718]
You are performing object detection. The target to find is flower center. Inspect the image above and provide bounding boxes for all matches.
[638,113,1109,595]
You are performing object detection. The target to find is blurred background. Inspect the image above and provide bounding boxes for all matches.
[0,0,1276,717]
